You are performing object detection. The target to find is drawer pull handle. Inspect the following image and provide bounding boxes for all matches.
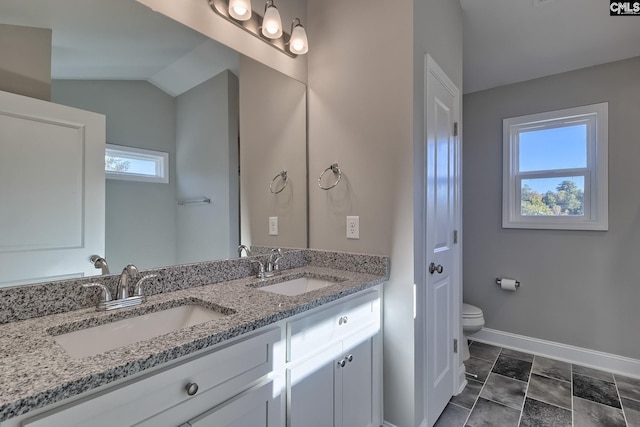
[185,382,199,396]
[337,358,346,368]
[346,354,353,363]
[338,316,349,325]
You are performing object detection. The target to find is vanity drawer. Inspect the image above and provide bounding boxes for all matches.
[22,328,280,427]
[287,290,380,362]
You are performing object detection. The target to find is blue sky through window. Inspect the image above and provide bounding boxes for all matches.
[518,124,586,193]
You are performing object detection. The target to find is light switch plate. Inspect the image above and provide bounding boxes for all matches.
[346,216,359,239]
[269,217,278,235]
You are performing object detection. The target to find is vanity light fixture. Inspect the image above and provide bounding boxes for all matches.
[261,0,282,39]
[228,0,252,20]
[289,18,308,55]
[208,0,308,57]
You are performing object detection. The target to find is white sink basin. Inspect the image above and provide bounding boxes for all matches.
[53,304,228,359]
[257,277,339,296]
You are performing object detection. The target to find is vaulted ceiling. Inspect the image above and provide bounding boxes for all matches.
[461,0,640,93]
[0,0,238,96]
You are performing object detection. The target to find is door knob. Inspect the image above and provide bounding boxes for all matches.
[429,263,444,274]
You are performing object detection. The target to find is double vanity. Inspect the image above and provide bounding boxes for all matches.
[0,249,389,427]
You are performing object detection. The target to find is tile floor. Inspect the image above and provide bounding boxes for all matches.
[435,341,640,427]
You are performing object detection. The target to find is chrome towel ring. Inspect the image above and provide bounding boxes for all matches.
[318,163,342,190]
[270,170,289,194]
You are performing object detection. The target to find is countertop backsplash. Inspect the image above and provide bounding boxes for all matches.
[0,249,390,324]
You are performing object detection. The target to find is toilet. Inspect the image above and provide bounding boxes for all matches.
[462,303,485,361]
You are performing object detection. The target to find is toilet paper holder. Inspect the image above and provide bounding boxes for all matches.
[496,278,520,288]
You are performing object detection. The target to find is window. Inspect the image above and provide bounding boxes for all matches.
[502,103,608,230]
[105,144,169,183]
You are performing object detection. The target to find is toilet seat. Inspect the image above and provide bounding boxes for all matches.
[463,303,483,319]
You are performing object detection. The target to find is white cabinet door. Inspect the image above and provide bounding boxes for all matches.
[287,343,342,427]
[0,90,105,287]
[287,290,382,427]
[288,338,375,427]
[339,337,374,427]
[186,381,281,427]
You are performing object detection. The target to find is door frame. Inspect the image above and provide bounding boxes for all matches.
[416,54,464,427]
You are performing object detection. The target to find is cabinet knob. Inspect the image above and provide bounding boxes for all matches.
[338,316,349,325]
[185,382,199,396]
[337,358,346,368]
[346,354,353,363]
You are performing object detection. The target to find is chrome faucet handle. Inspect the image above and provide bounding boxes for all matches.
[82,282,113,302]
[133,274,157,297]
[251,260,266,279]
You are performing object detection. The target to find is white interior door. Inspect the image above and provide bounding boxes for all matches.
[0,90,105,287]
[424,55,460,426]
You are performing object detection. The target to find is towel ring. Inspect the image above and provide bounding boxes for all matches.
[318,163,342,190]
[270,170,288,194]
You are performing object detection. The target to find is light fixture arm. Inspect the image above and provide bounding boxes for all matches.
[208,0,298,58]
[290,17,301,32]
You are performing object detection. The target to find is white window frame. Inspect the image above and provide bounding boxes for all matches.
[502,103,608,230]
[105,144,169,184]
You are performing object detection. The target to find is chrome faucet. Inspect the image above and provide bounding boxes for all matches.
[83,264,157,311]
[237,244,251,257]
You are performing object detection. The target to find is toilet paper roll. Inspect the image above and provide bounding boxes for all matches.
[499,278,518,291]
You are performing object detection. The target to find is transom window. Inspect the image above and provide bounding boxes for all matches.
[502,103,608,230]
[105,144,169,183]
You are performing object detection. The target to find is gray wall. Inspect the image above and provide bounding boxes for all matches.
[0,24,51,101]
[463,56,640,360]
[239,56,307,249]
[52,80,177,271]
[307,0,462,425]
[176,70,239,263]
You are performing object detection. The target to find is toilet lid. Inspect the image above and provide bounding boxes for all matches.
[463,303,483,317]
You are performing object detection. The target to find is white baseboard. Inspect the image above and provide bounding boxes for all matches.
[471,328,640,379]
[457,361,467,394]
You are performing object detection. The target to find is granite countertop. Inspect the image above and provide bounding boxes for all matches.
[0,265,386,422]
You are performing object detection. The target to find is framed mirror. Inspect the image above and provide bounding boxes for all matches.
[0,0,307,287]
